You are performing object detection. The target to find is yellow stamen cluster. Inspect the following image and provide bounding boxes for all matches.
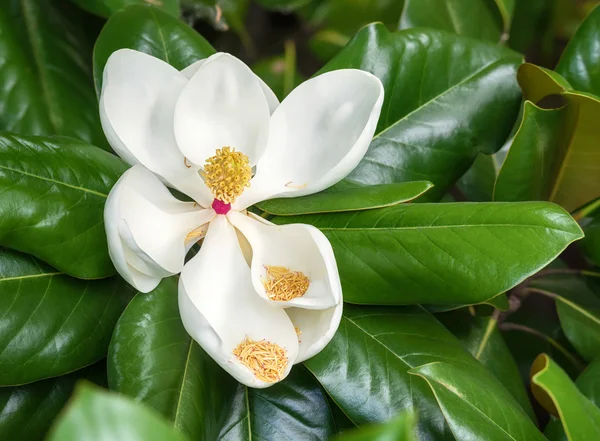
[202,146,252,204]
[233,337,288,383]
[262,265,310,301]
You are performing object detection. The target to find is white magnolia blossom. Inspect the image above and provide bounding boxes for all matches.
[101,49,384,388]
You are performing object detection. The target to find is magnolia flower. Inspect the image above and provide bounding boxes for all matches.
[101,49,383,388]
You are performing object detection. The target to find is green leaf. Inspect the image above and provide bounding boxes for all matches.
[582,211,600,267]
[47,383,188,441]
[109,278,335,440]
[333,412,417,441]
[508,0,551,53]
[252,51,304,101]
[411,361,544,441]
[317,0,405,35]
[0,0,106,148]
[518,63,600,211]
[531,354,600,440]
[258,181,433,216]
[274,202,583,305]
[438,312,536,421]
[556,4,600,97]
[309,30,350,63]
[254,0,312,12]
[94,5,216,96]
[0,133,127,279]
[532,275,600,362]
[321,24,522,201]
[69,0,180,18]
[0,363,106,441]
[494,101,567,202]
[0,249,133,386]
[399,0,513,43]
[457,153,500,202]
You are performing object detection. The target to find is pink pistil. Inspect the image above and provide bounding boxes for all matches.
[212,199,231,215]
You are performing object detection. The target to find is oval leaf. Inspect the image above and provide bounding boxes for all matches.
[333,412,417,441]
[320,24,522,201]
[94,5,215,95]
[0,133,127,279]
[258,181,433,216]
[0,1,106,148]
[0,249,133,386]
[48,383,187,441]
[274,202,583,305]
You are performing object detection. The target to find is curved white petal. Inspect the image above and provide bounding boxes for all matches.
[234,69,384,210]
[178,215,299,388]
[228,211,341,310]
[287,302,343,363]
[174,53,271,167]
[105,165,214,292]
[181,58,279,114]
[100,49,212,206]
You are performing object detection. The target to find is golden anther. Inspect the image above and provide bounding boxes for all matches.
[233,337,288,383]
[184,157,192,168]
[262,265,310,301]
[202,146,252,204]
[285,181,307,189]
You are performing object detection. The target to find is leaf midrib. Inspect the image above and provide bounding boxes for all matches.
[314,223,579,235]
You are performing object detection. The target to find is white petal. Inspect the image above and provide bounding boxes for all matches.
[228,211,341,310]
[105,165,214,292]
[174,53,271,167]
[287,301,343,363]
[100,49,212,206]
[178,216,299,388]
[235,69,384,210]
[181,58,279,114]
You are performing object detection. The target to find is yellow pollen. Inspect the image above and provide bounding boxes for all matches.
[202,146,252,204]
[262,265,310,301]
[233,337,288,383]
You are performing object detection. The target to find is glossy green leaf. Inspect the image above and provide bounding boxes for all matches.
[518,63,600,211]
[0,363,106,441]
[531,354,600,440]
[399,0,512,43]
[317,0,405,35]
[69,0,180,18]
[254,0,312,12]
[439,312,536,420]
[0,249,132,386]
[94,5,215,96]
[532,275,600,362]
[109,278,335,440]
[305,305,538,441]
[48,383,187,441]
[321,24,522,201]
[411,361,544,441]
[0,133,127,279]
[508,0,551,53]
[556,4,600,97]
[0,0,106,148]
[582,211,600,267]
[258,181,433,216]
[457,153,499,202]
[333,412,417,441]
[494,101,567,202]
[274,202,583,305]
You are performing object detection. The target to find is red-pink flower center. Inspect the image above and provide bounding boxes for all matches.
[212,199,231,215]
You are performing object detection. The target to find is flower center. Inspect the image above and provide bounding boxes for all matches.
[233,337,288,383]
[202,146,252,204]
[262,265,310,301]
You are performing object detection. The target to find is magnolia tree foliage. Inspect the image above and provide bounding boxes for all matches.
[0,1,600,441]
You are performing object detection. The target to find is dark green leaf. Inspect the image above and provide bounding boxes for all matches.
[399,0,511,43]
[94,5,215,96]
[252,53,304,101]
[582,212,600,267]
[321,24,522,200]
[556,4,600,97]
[254,0,312,12]
[258,181,433,216]
[0,133,127,279]
[0,363,106,441]
[0,0,106,148]
[438,312,536,420]
[333,412,417,441]
[531,354,600,440]
[456,153,499,202]
[317,0,404,35]
[70,0,180,18]
[0,249,132,386]
[411,360,544,441]
[508,0,551,53]
[47,383,187,441]
[109,278,335,441]
[274,202,583,305]
[494,101,567,202]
